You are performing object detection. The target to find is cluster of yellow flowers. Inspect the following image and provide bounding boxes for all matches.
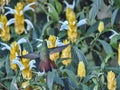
[10,41,20,70]
[0,15,10,41]
[9,41,32,80]
[47,35,59,61]
[0,0,35,42]
[61,40,71,66]
[66,7,79,43]
[14,3,25,35]
[107,71,116,90]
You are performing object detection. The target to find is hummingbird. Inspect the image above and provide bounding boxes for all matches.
[18,40,69,72]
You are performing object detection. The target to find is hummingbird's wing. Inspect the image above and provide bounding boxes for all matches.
[18,53,40,59]
[49,44,69,54]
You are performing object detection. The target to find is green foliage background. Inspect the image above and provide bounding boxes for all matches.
[0,0,120,90]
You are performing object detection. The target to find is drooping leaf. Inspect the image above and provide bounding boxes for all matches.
[89,0,102,20]
[98,39,113,55]
[10,76,18,90]
[62,69,78,86]
[110,35,120,49]
[54,0,62,15]
[111,8,119,25]
[47,70,55,90]
[73,46,87,65]
[47,3,59,22]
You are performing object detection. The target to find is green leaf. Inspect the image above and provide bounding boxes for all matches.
[54,72,64,87]
[110,35,120,49]
[81,83,89,90]
[40,21,53,39]
[73,46,87,65]
[5,55,11,75]
[89,0,102,20]
[116,74,120,89]
[10,76,18,90]
[47,3,59,22]
[111,8,119,25]
[47,70,55,90]
[54,0,62,15]
[62,69,78,86]
[98,39,113,55]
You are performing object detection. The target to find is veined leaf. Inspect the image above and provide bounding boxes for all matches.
[98,39,113,55]
[73,46,87,66]
[47,3,59,22]
[89,0,102,20]
[111,8,119,25]
[47,70,55,90]
[62,69,78,86]
[110,34,120,49]
[10,76,18,90]
[54,0,62,15]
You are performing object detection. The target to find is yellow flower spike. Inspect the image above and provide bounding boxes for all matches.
[15,2,25,35]
[10,41,20,70]
[48,35,59,61]
[48,35,56,48]
[21,49,32,80]
[66,8,77,26]
[22,68,32,80]
[118,43,120,66]
[107,71,116,90]
[61,40,71,66]
[0,15,10,41]
[77,61,86,78]
[65,6,79,43]
[98,21,104,33]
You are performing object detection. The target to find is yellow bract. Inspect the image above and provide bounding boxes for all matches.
[48,35,56,48]
[15,2,25,35]
[77,61,86,78]
[98,21,104,33]
[61,40,71,66]
[21,49,32,80]
[118,43,120,66]
[48,35,59,61]
[66,7,79,43]
[107,71,116,90]
[0,15,10,41]
[10,41,20,70]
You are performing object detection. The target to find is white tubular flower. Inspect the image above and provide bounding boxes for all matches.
[63,0,75,9]
[29,60,36,69]
[12,57,25,71]
[37,71,45,76]
[77,18,87,27]
[0,42,10,50]
[109,29,119,39]
[24,2,36,12]
[59,21,68,31]
[6,18,15,26]
[56,37,64,46]
[17,38,27,45]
